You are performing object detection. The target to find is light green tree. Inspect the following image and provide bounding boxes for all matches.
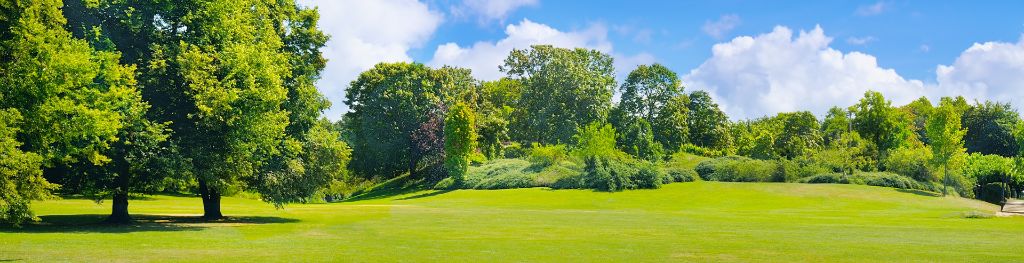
[927,97,968,196]
[444,102,477,185]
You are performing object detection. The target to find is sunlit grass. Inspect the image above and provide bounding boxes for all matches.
[3,182,1022,262]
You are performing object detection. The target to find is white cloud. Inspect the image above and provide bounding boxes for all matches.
[453,0,537,24]
[846,36,876,45]
[682,25,927,119]
[429,19,624,80]
[935,36,1024,107]
[856,1,889,16]
[702,14,741,39]
[295,0,443,119]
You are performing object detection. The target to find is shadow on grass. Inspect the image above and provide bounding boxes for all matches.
[1,214,299,233]
[896,188,942,197]
[398,189,454,200]
[339,174,429,202]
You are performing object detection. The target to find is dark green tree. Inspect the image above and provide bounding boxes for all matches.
[502,45,615,145]
[618,64,688,151]
[444,102,477,185]
[686,91,731,150]
[962,101,1020,157]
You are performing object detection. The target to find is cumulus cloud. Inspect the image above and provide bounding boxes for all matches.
[295,0,443,119]
[453,0,537,24]
[935,36,1024,107]
[682,25,926,119]
[430,19,652,81]
[702,14,741,39]
[855,1,889,16]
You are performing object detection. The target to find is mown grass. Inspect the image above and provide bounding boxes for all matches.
[2,182,1022,262]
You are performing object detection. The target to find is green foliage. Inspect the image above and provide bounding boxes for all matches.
[851,91,916,159]
[477,115,509,159]
[901,97,934,144]
[614,117,664,161]
[0,109,55,226]
[962,101,1020,157]
[822,106,851,146]
[572,122,622,159]
[695,156,777,182]
[444,102,477,185]
[964,153,1019,191]
[883,146,937,182]
[503,45,615,144]
[528,143,568,168]
[927,97,968,195]
[679,143,727,157]
[618,64,689,151]
[687,91,732,150]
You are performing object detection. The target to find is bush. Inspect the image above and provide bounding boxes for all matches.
[883,146,936,182]
[679,143,726,157]
[552,156,662,191]
[504,142,528,158]
[432,177,455,190]
[528,143,568,167]
[631,162,663,189]
[798,173,857,184]
[661,166,697,184]
[695,156,775,182]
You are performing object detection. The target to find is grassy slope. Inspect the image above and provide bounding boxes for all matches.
[3,182,1022,262]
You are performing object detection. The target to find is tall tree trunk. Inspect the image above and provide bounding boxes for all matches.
[199,179,223,220]
[106,193,131,224]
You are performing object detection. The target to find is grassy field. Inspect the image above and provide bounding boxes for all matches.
[3,182,1023,262]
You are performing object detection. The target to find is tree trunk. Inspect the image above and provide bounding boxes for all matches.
[105,193,131,224]
[199,179,223,220]
[942,164,949,197]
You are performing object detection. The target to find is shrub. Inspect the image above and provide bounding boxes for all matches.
[444,102,477,184]
[504,142,528,158]
[631,162,663,189]
[528,143,568,167]
[432,177,455,190]
[695,156,775,182]
[679,143,726,157]
[661,166,697,184]
[471,172,534,189]
[798,173,856,184]
[883,146,936,182]
[572,122,623,159]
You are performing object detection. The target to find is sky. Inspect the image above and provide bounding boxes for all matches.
[295,0,1024,120]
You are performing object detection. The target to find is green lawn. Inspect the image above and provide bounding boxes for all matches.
[3,182,1022,262]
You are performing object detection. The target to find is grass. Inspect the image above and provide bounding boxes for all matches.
[3,182,1023,262]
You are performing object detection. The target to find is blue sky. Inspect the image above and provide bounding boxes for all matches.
[298,0,1024,120]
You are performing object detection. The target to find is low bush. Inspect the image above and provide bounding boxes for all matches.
[798,173,857,184]
[695,156,776,182]
[661,166,697,184]
[679,143,727,158]
[551,156,663,191]
[883,146,936,182]
[503,142,528,159]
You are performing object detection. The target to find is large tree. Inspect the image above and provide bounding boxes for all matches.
[0,109,54,226]
[66,0,345,219]
[618,64,689,151]
[1,0,166,224]
[927,97,967,196]
[345,63,474,179]
[686,91,731,150]
[502,45,615,145]
[850,91,916,168]
[962,101,1020,157]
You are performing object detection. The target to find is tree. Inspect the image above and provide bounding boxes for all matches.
[618,64,689,151]
[1,0,168,223]
[774,112,822,159]
[572,122,621,159]
[444,102,477,185]
[962,101,1020,157]
[850,91,916,169]
[927,97,967,196]
[617,118,664,161]
[475,78,520,159]
[687,91,732,150]
[822,106,851,146]
[901,97,934,144]
[502,45,615,145]
[346,63,475,179]
[0,109,54,226]
[66,0,344,219]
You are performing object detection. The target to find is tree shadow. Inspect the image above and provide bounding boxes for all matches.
[896,188,942,197]
[398,189,454,200]
[339,174,429,202]
[1,214,299,233]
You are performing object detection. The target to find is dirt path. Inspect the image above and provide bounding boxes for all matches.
[999,199,1024,216]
